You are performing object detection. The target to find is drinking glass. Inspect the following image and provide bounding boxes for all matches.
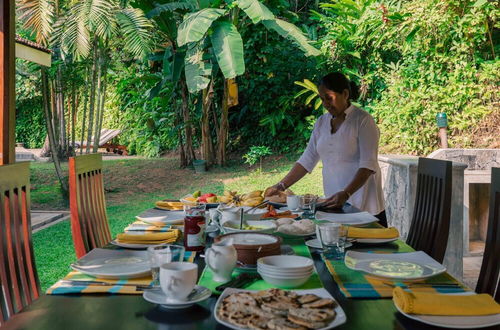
[300,195,318,218]
[317,223,348,260]
[147,244,185,286]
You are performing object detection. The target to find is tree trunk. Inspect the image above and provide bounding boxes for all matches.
[95,51,108,153]
[180,79,195,165]
[175,107,187,167]
[70,84,77,154]
[201,81,214,165]
[92,48,103,153]
[79,70,89,154]
[216,79,229,166]
[86,42,99,154]
[41,67,68,195]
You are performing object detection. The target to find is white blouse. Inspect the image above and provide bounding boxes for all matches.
[297,105,384,215]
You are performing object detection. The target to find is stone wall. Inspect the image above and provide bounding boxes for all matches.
[428,148,500,170]
[378,155,466,280]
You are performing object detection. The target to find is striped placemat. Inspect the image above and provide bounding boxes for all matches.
[322,241,469,298]
[47,251,196,295]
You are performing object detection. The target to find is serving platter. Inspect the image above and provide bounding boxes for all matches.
[214,288,347,330]
[315,211,378,226]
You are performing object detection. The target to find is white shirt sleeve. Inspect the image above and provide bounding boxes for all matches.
[358,114,380,173]
[297,119,321,173]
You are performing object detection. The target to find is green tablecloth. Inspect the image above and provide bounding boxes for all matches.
[198,238,323,293]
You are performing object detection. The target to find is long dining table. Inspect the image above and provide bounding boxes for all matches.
[5,205,496,330]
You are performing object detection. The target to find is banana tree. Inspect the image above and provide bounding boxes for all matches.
[176,0,321,165]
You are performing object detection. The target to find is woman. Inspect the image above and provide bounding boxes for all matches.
[265,72,386,226]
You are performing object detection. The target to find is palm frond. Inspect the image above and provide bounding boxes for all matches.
[147,1,196,18]
[53,1,91,58]
[86,0,118,40]
[115,8,154,58]
[17,0,55,45]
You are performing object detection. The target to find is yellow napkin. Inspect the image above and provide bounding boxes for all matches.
[348,227,399,239]
[116,230,180,244]
[155,200,183,210]
[393,287,500,315]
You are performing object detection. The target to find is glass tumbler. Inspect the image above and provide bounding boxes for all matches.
[147,244,185,286]
[317,223,348,260]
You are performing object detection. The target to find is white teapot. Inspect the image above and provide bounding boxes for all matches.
[205,238,237,283]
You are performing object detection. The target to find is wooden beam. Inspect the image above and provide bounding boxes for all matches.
[0,0,15,165]
[15,43,52,67]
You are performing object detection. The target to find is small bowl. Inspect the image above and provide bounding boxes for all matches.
[218,206,268,221]
[258,270,311,288]
[257,255,314,271]
[257,268,313,278]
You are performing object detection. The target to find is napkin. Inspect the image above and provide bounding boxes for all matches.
[393,287,500,315]
[348,227,399,239]
[124,221,172,232]
[116,229,180,244]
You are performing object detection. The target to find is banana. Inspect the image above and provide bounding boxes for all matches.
[224,191,233,198]
[219,196,232,203]
[246,190,263,199]
[241,197,264,207]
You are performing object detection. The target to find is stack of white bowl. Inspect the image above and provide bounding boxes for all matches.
[257,255,314,288]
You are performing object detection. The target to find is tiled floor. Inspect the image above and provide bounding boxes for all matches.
[462,240,485,289]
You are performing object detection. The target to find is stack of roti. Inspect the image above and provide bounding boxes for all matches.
[217,288,336,329]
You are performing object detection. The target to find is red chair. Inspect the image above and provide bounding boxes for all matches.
[476,167,500,302]
[0,162,40,323]
[69,153,111,259]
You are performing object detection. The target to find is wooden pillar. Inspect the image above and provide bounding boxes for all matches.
[0,0,15,164]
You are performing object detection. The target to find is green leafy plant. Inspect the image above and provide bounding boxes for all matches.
[243,146,272,171]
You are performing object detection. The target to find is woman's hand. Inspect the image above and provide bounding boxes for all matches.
[320,191,350,209]
[264,184,284,197]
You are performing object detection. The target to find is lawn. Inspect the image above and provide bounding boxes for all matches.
[32,155,324,291]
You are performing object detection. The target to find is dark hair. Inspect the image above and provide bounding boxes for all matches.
[319,72,360,100]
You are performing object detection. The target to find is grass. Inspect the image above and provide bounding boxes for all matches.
[31,155,324,291]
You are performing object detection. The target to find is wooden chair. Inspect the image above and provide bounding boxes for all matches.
[406,157,452,263]
[476,167,500,301]
[69,153,111,259]
[0,162,40,323]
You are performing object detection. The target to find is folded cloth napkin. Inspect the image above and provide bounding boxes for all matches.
[116,229,180,244]
[125,221,171,232]
[348,227,399,239]
[393,287,500,315]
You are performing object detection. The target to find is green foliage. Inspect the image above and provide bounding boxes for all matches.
[314,0,499,154]
[243,145,272,171]
[15,61,46,148]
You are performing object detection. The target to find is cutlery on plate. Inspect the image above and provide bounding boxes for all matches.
[245,200,269,213]
[186,286,211,301]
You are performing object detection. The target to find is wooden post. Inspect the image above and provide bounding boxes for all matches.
[439,127,448,149]
[0,0,15,165]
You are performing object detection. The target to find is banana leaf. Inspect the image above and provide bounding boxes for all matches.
[184,44,212,93]
[177,8,226,46]
[262,19,321,57]
[237,0,274,24]
[210,21,245,79]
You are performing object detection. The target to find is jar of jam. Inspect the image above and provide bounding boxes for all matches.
[183,203,206,252]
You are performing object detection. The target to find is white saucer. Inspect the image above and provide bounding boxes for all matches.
[143,285,211,309]
[305,238,353,249]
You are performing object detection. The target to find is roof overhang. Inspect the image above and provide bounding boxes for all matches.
[15,36,51,67]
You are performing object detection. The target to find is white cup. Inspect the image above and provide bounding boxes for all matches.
[159,262,198,302]
[286,195,301,211]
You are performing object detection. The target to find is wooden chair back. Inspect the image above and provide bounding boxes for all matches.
[407,157,452,263]
[0,162,40,323]
[476,167,500,301]
[69,153,111,259]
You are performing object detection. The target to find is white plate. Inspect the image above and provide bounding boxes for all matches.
[305,238,353,249]
[136,209,185,225]
[71,248,151,279]
[315,211,378,226]
[214,288,347,329]
[395,292,500,329]
[345,251,446,281]
[354,237,399,244]
[143,285,211,309]
[277,207,304,216]
[222,220,276,234]
[110,239,166,249]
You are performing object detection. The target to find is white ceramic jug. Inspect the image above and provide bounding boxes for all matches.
[205,239,237,283]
